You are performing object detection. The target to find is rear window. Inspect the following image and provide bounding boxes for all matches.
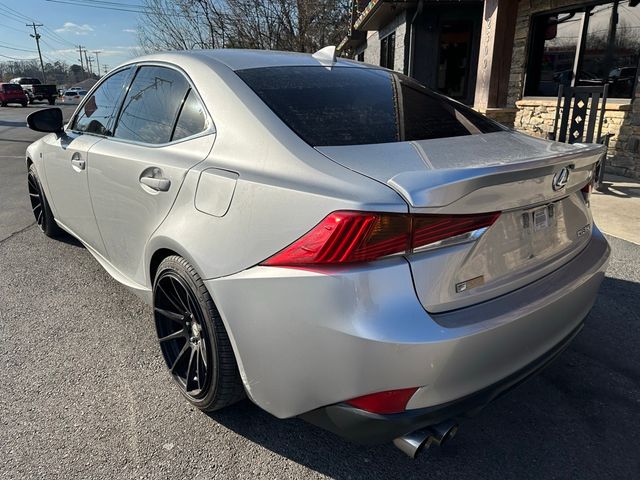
[236,66,504,147]
[2,84,23,91]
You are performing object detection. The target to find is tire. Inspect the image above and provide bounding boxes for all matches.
[48,97,56,105]
[21,101,27,108]
[27,164,62,238]
[153,256,244,412]
[0,102,6,107]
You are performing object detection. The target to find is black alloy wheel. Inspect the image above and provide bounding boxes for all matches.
[28,168,47,231]
[153,256,244,411]
[27,164,61,237]
[155,271,212,399]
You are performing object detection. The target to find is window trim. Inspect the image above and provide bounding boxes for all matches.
[68,61,215,147]
[523,0,640,99]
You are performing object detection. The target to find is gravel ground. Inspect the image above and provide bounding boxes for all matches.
[1,227,639,480]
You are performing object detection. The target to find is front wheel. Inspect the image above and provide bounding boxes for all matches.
[153,256,245,411]
[48,97,56,105]
[28,164,62,237]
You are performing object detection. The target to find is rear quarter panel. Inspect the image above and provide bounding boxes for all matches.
[145,57,407,285]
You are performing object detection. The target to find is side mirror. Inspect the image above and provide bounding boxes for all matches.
[26,107,64,133]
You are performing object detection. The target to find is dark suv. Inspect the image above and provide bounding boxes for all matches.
[0,83,28,107]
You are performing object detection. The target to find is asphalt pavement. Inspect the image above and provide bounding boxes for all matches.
[1,104,639,479]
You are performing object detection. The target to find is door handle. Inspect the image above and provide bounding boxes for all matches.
[71,152,85,171]
[140,175,171,192]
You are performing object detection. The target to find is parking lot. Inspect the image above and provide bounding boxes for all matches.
[1,104,639,479]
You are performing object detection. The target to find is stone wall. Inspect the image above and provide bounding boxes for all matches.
[362,11,408,74]
[508,0,640,178]
[477,108,518,128]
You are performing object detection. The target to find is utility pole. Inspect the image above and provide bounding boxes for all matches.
[102,65,109,75]
[27,22,46,82]
[92,51,101,77]
[83,49,92,75]
[86,56,94,76]
[77,45,85,79]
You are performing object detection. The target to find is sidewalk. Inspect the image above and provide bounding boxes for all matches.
[591,174,640,245]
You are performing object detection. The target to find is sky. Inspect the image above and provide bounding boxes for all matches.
[0,0,145,72]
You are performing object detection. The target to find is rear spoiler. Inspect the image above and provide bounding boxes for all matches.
[388,143,604,212]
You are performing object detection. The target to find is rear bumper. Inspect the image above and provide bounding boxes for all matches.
[206,227,609,426]
[300,321,583,444]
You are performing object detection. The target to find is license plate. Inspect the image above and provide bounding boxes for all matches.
[533,207,549,231]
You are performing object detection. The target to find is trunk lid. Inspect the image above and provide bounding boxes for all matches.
[316,131,604,312]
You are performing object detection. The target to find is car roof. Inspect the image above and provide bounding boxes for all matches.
[114,48,370,72]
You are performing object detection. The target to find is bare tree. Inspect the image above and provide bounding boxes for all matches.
[137,0,350,53]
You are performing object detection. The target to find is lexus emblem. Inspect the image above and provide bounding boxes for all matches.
[552,167,570,191]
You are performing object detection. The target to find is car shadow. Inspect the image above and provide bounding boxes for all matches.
[55,231,84,248]
[207,275,640,479]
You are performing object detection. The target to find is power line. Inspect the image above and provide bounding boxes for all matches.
[0,42,37,52]
[0,22,29,34]
[0,1,36,22]
[44,0,151,14]
[42,26,79,48]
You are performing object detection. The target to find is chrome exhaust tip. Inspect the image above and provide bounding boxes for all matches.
[427,420,458,447]
[393,420,459,458]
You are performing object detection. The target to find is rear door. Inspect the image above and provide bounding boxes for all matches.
[87,65,214,286]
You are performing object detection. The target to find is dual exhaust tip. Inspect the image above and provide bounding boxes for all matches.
[393,421,459,458]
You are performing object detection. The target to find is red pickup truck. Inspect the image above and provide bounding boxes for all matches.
[0,83,28,107]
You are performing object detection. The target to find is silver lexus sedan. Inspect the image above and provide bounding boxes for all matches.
[25,48,609,457]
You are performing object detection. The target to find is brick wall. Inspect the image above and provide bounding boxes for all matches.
[508,0,640,178]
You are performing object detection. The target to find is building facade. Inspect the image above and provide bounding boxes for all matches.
[339,0,640,178]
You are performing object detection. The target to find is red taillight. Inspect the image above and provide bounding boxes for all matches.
[262,211,500,267]
[261,212,410,266]
[412,212,500,250]
[345,387,419,414]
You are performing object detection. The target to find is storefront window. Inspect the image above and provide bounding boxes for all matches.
[380,32,395,69]
[525,0,639,98]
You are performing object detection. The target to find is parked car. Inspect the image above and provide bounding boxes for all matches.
[608,66,638,98]
[24,49,610,458]
[0,82,28,107]
[62,89,87,103]
[9,77,57,105]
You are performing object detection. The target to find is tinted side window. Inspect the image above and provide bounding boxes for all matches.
[74,68,131,135]
[114,66,190,144]
[172,89,207,141]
